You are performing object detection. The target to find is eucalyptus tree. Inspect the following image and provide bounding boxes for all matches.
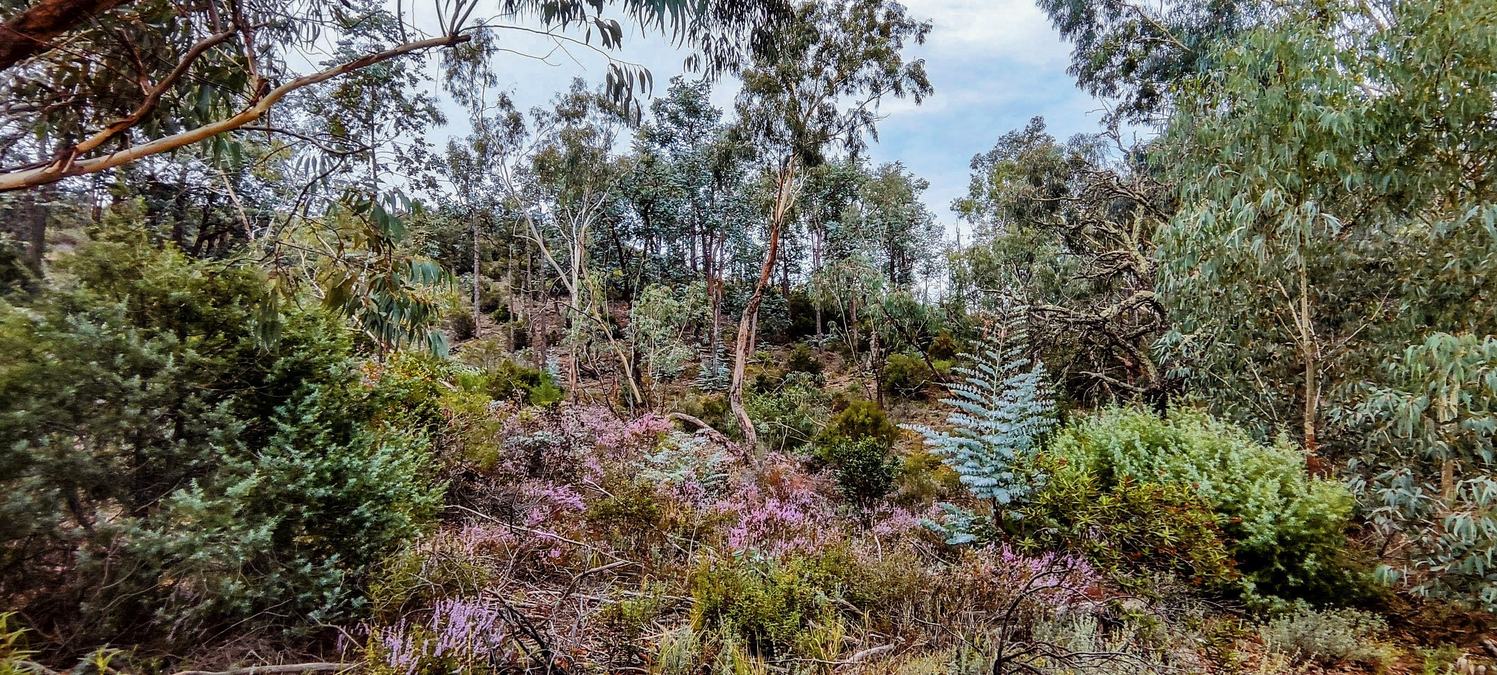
[854,161,940,290]
[438,108,510,336]
[1157,0,1497,460]
[521,81,644,402]
[1038,0,1264,124]
[799,157,865,336]
[953,118,1170,405]
[727,0,931,450]
[0,0,791,191]
[630,78,749,370]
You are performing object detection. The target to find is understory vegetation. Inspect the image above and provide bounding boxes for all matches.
[1,0,1495,673]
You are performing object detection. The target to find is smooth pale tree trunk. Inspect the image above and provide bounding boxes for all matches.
[471,221,482,339]
[1298,255,1322,473]
[730,157,797,453]
[811,227,823,338]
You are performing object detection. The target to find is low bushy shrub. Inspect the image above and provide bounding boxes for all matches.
[1050,407,1358,602]
[746,373,830,453]
[689,550,857,658]
[0,234,443,652]
[881,352,933,399]
[819,437,896,509]
[1019,455,1238,591]
[813,401,899,509]
[486,358,563,406]
[676,392,737,439]
[1259,606,1395,666]
[894,450,965,505]
[818,399,899,448]
[928,331,959,361]
[448,312,477,342]
[786,343,824,380]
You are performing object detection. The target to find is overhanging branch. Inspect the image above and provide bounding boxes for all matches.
[0,32,471,192]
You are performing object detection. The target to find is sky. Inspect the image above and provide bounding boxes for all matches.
[419,0,1113,236]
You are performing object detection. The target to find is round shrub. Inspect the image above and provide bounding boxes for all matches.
[486,358,563,406]
[448,312,477,342]
[881,352,932,399]
[819,437,896,509]
[818,399,898,447]
[1049,407,1358,602]
[1019,454,1237,591]
[786,342,824,379]
[928,331,959,361]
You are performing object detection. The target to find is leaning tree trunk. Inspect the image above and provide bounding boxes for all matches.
[730,157,797,454]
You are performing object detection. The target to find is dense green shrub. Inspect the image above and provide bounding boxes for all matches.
[1354,333,1497,612]
[894,450,964,505]
[820,438,896,509]
[928,331,959,361]
[751,365,787,393]
[448,311,477,342]
[747,373,830,453]
[1019,455,1237,591]
[486,358,564,406]
[0,234,442,651]
[786,342,824,379]
[676,392,737,439]
[690,550,856,657]
[1050,407,1358,602]
[811,401,899,508]
[881,351,933,399]
[819,399,898,448]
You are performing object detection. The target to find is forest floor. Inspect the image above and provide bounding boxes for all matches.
[332,340,1495,675]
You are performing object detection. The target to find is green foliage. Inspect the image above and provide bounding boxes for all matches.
[1259,606,1395,666]
[881,351,933,399]
[819,399,898,449]
[0,613,33,675]
[1051,407,1357,601]
[587,480,665,551]
[1157,0,1497,449]
[785,343,824,379]
[1354,333,1497,611]
[629,283,703,383]
[928,331,959,362]
[677,392,738,439]
[448,311,477,342]
[894,450,965,506]
[746,372,831,454]
[1038,0,1259,123]
[819,437,896,510]
[369,539,493,620]
[0,234,442,650]
[485,358,564,406]
[808,398,897,504]
[689,550,857,658]
[950,118,1168,405]
[1019,455,1237,591]
[905,324,1057,505]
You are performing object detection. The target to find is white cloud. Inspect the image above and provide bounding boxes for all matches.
[901,0,1071,67]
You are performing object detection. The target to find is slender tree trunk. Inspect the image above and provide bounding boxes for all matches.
[811,227,823,338]
[170,173,189,248]
[22,187,50,275]
[507,226,519,351]
[1296,254,1322,473]
[471,220,482,339]
[730,157,797,453]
